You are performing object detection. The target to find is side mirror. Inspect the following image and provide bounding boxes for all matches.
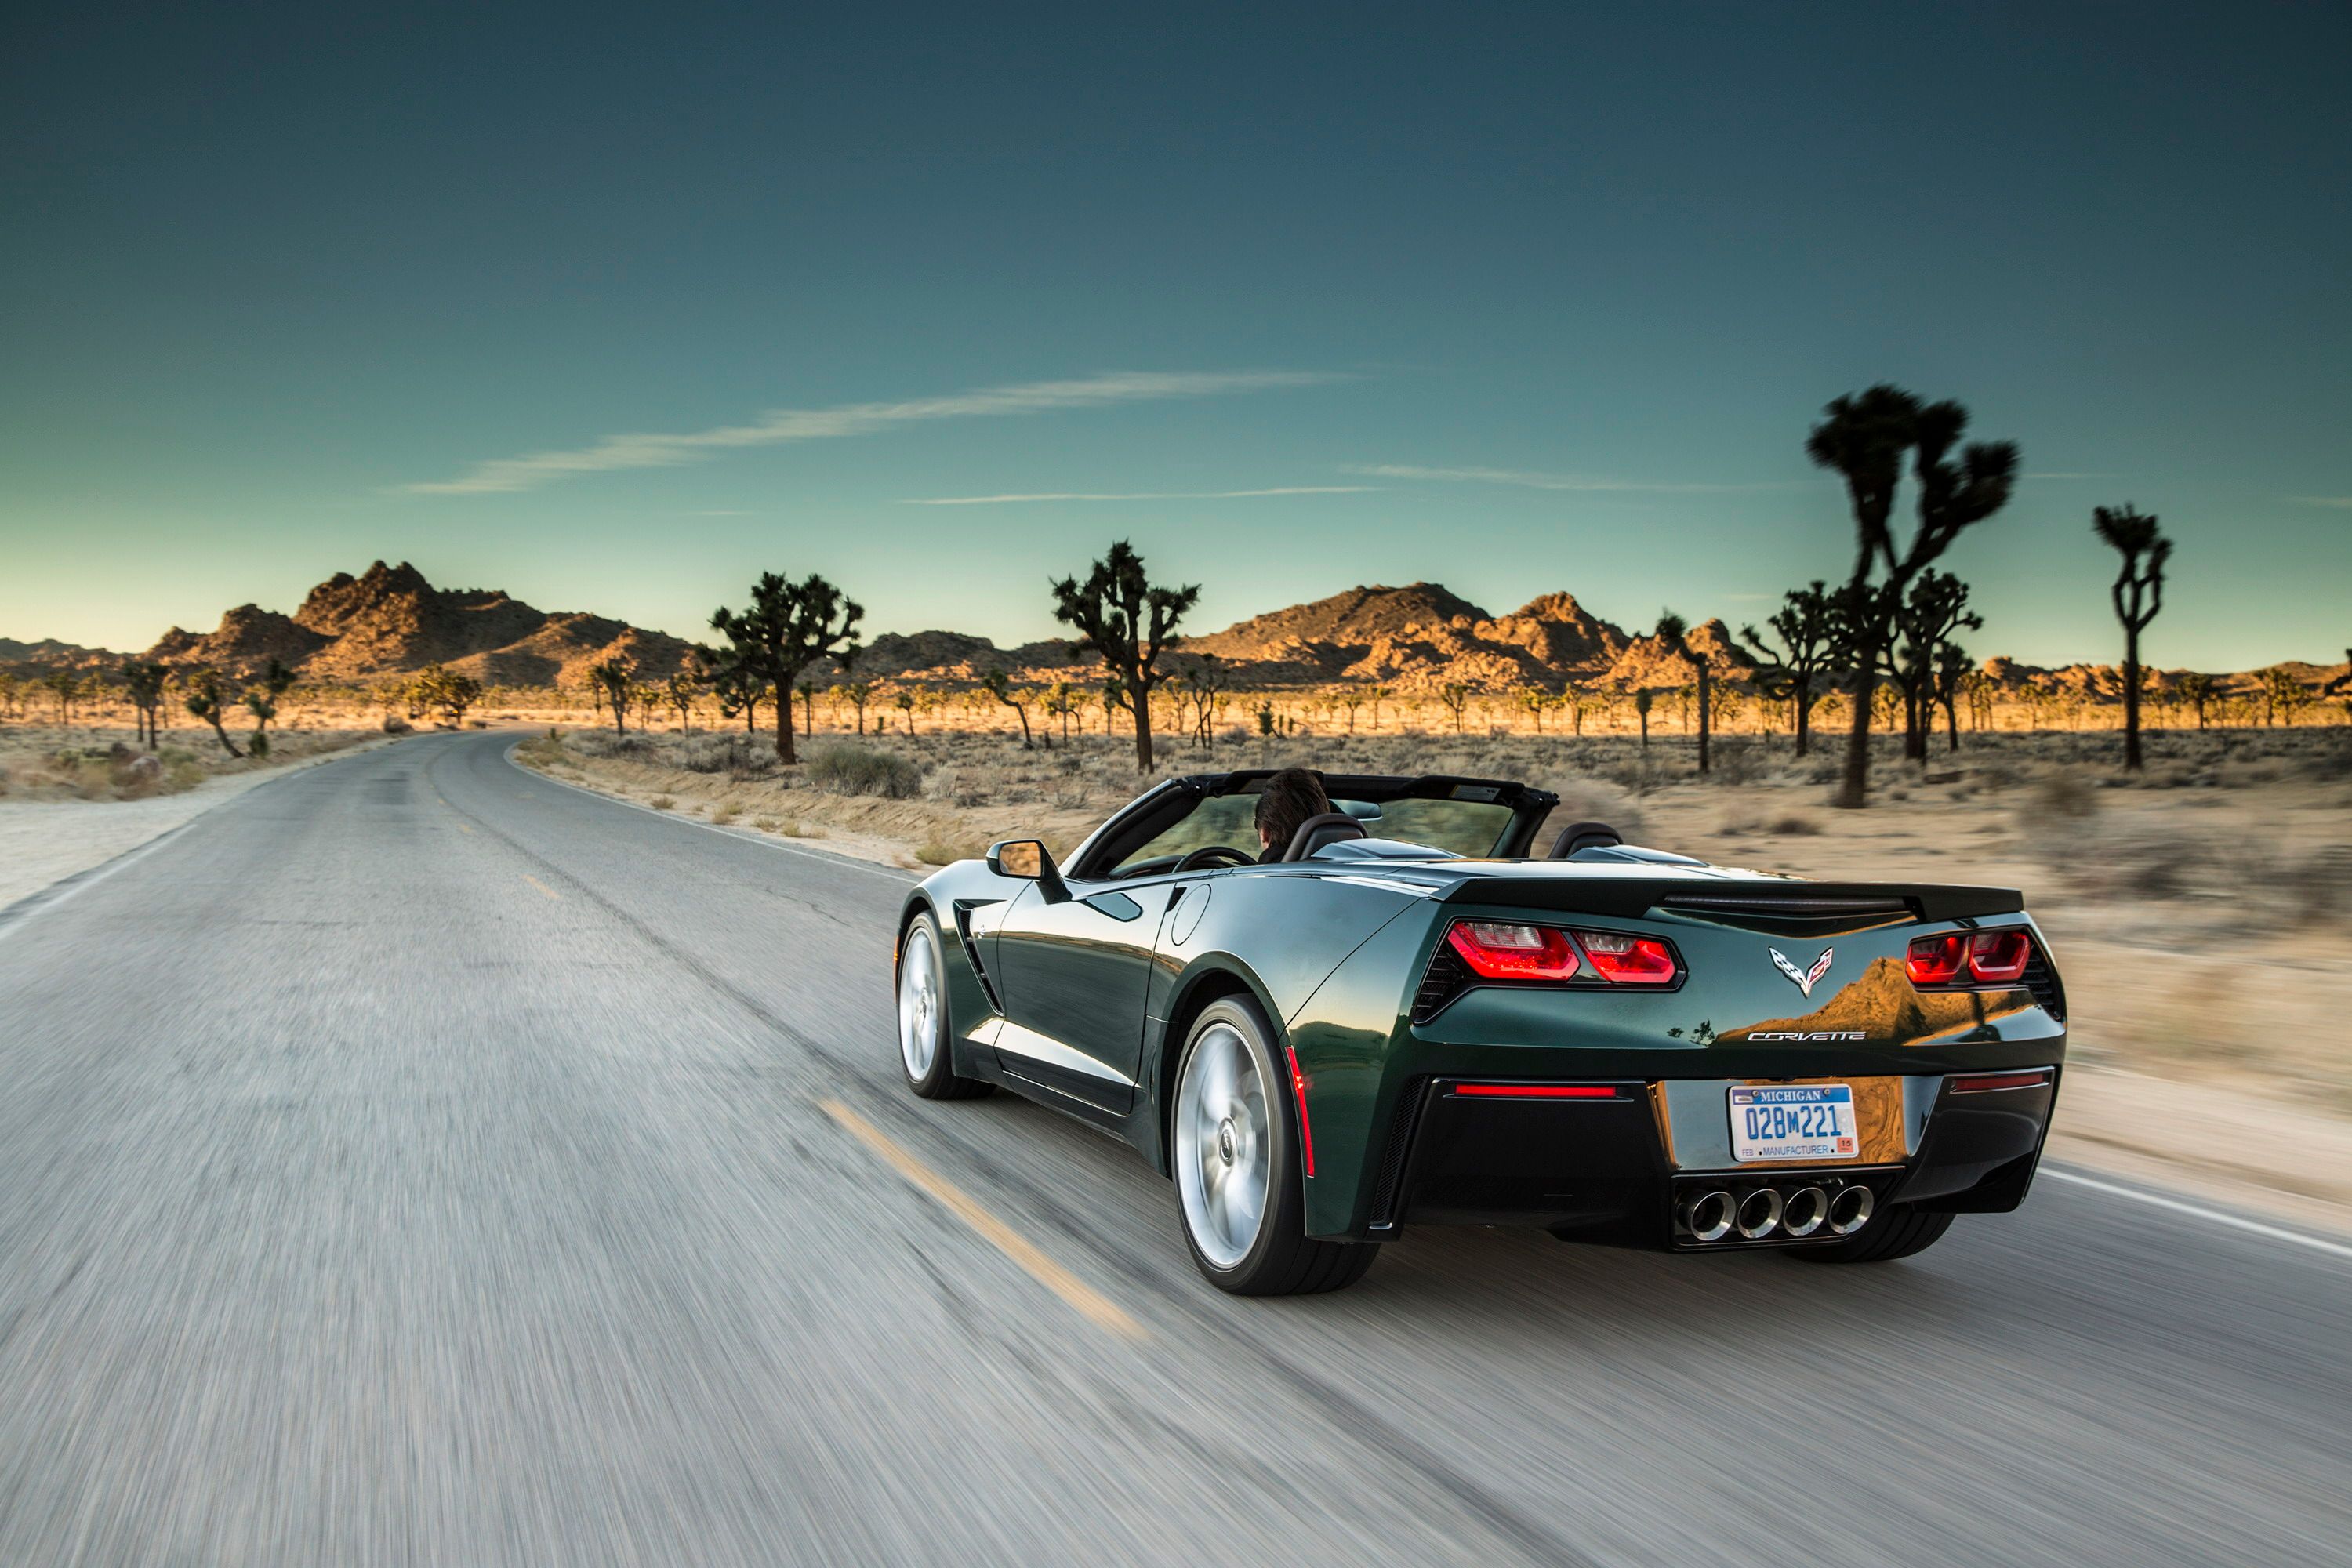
[986,838,1071,902]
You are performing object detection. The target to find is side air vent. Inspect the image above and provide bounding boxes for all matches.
[1366,1078,1429,1229]
[1411,946,1474,1022]
[2020,946,2067,1023]
[1655,894,1917,939]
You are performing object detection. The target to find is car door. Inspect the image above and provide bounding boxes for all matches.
[989,874,1189,1113]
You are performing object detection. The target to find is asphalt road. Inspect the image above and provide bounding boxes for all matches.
[2,731,2346,1568]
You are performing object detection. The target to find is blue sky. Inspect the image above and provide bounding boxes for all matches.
[3,2,2346,668]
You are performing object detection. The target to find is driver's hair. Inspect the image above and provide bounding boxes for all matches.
[1254,768,1333,858]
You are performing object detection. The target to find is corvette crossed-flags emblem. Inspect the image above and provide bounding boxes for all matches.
[1769,947,1835,998]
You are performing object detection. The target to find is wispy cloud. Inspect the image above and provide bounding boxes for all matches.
[400,370,1341,495]
[903,485,1374,506]
[1350,463,1799,494]
[2288,495,2352,508]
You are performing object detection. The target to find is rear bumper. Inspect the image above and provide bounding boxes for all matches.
[1355,1068,2060,1249]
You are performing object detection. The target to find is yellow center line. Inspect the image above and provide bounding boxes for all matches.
[818,1098,1146,1341]
[522,874,562,900]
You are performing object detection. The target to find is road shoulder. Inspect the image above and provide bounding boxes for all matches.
[0,735,406,913]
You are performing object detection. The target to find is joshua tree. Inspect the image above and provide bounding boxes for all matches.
[1808,385,2016,807]
[1653,612,1711,775]
[2092,503,2172,771]
[1185,655,1230,746]
[409,663,485,727]
[654,668,701,733]
[1741,582,1838,757]
[790,679,815,737]
[710,572,863,764]
[121,661,170,748]
[980,669,1035,748]
[2261,666,2311,728]
[1517,686,1550,733]
[1046,680,1077,744]
[239,658,296,754]
[1635,688,1655,747]
[1931,640,1973,751]
[1334,685,1365,733]
[2171,670,2209,730]
[1436,682,1472,733]
[587,657,637,734]
[840,681,874,735]
[1051,541,1199,773]
[182,668,245,757]
[42,670,81,725]
[1890,572,1980,761]
[1366,685,1393,731]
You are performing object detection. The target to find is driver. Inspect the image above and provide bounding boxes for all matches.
[1254,768,1334,862]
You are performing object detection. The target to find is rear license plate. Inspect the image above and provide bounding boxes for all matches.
[1729,1084,1859,1162]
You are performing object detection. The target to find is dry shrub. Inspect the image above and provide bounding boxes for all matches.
[806,744,921,799]
[710,802,739,825]
[1770,814,1822,836]
[916,831,986,865]
[648,796,675,811]
[2028,771,2099,821]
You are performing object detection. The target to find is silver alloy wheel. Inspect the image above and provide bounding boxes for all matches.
[1174,1022,1270,1270]
[898,923,941,1080]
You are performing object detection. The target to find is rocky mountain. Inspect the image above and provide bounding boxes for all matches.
[854,583,1754,695]
[144,561,698,686]
[0,637,120,673]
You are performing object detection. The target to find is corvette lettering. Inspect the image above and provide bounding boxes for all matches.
[1747,1029,1871,1042]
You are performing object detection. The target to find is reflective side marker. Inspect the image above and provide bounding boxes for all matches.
[1283,1043,1317,1178]
[1949,1069,2053,1094]
[1451,1083,1621,1100]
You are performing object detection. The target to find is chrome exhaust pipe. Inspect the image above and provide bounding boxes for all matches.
[1682,1189,1734,1243]
[1735,1188,1783,1240]
[1781,1186,1828,1239]
[1828,1185,1875,1236]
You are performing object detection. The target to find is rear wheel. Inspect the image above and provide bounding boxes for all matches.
[1172,996,1377,1295]
[1786,1203,1954,1264]
[897,913,991,1100]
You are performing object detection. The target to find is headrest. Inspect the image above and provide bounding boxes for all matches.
[1283,811,1369,862]
[1548,820,1624,859]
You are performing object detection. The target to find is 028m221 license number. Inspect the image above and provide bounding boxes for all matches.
[1728,1083,1860,1163]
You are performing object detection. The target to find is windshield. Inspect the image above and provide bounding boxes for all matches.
[1110,790,1518,874]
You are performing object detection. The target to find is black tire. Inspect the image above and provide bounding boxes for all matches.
[1171,996,1377,1296]
[1786,1203,1955,1264]
[896,913,992,1101]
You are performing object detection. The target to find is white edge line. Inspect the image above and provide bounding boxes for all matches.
[2042,1167,2352,1263]
[502,740,920,885]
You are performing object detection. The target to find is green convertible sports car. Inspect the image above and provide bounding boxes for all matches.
[893,768,2066,1295]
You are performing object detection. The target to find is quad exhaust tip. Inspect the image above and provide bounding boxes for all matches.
[1782,1186,1828,1239]
[1682,1190,1734,1243]
[1682,1182,1871,1243]
[1735,1188,1783,1240]
[1828,1185,1875,1236]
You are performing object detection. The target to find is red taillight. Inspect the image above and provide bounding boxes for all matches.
[1906,933,1967,985]
[1910,929,2035,988]
[1447,920,1581,982]
[1967,930,2032,984]
[1452,1083,1621,1100]
[1575,931,1679,985]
